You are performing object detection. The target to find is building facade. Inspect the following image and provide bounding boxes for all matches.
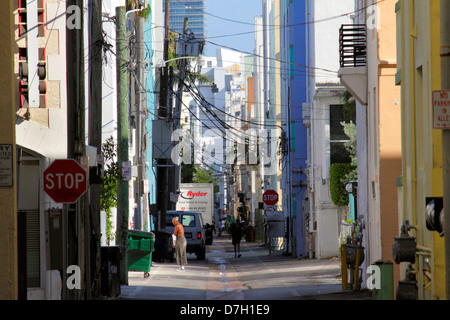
[339,0,402,291]
[303,0,355,259]
[395,0,445,300]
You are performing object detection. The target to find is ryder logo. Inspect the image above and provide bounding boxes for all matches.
[182,191,208,199]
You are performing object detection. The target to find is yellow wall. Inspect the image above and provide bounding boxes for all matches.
[429,0,445,299]
[274,1,283,202]
[397,0,445,299]
[0,1,18,300]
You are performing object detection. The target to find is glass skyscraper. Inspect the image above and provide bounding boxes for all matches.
[163,0,207,41]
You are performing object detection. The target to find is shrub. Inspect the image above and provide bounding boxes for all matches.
[330,163,355,207]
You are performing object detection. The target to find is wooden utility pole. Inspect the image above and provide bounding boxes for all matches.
[157,0,171,230]
[170,18,189,207]
[88,0,103,298]
[116,6,129,285]
[66,0,86,300]
[136,15,149,230]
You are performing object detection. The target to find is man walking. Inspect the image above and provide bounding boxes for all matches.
[231,218,243,258]
[172,217,187,271]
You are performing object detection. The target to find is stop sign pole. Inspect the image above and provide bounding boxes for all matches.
[44,159,87,203]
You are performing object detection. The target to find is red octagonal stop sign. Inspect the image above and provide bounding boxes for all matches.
[44,159,87,203]
[263,189,278,206]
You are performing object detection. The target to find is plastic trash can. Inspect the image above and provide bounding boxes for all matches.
[152,231,174,262]
[101,246,122,297]
[128,230,155,278]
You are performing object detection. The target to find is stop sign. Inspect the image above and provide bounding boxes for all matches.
[263,189,278,206]
[44,159,87,203]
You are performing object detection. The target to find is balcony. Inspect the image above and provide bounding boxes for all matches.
[338,24,367,105]
[339,24,366,67]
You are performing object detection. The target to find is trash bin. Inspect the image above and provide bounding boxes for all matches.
[128,230,155,278]
[371,260,394,300]
[101,246,122,297]
[152,231,174,262]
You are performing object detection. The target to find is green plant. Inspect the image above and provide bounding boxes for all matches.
[341,120,358,181]
[193,164,218,184]
[100,136,121,245]
[329,163,355,206]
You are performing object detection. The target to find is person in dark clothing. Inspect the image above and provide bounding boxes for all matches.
[231,218,243,258]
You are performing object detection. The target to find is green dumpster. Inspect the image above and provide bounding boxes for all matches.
[371,260,394,300]
[128,230,155,278]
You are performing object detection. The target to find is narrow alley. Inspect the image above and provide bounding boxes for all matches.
[118,233,371,301]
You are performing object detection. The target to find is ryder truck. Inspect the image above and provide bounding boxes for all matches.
[176,183,214,245]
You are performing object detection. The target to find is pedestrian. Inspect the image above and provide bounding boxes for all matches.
[172,217,187,271]
[218,219,223,236]
[231,218,243,258]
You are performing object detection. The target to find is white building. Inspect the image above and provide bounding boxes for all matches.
[305,0,354,259]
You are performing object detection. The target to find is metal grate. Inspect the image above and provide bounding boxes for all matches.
[339,24,366,68]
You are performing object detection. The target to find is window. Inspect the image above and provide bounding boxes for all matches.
[166,213,196,227]
[329,104,355,164]
[182,214,196,227]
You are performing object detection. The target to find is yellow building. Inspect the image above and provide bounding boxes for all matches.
[395,0,445,299]
[0,1,18,300]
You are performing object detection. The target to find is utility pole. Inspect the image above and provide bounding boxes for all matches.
[116,6,129,285]
[440,0,450,300]
[170,18,189,209]
[157,0,171,230]
[66,0,86,300]
[136,15,150,230]
[88,0,103,299]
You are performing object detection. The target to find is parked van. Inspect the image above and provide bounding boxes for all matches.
[164,210,206,260]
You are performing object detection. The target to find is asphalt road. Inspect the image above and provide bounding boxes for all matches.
[117,233,370,301]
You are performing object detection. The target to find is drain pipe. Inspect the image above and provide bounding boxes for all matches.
[440,0,450,300]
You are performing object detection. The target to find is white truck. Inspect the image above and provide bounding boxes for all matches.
[176,183,215,245]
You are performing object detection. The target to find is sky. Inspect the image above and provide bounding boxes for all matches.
[205,0,262,57]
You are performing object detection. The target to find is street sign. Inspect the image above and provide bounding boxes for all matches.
[122,161,131,180]
[0,144,13,187]
[433,90,450,129]
[44,159,87,203]
[263,189,279,206]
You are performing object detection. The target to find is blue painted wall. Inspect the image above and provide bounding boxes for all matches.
[288,0,308,258]
[144,16,157,231]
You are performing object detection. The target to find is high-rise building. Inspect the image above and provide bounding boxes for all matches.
[163,0,207,51]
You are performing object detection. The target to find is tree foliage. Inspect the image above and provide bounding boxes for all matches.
[193,164,218,184]
[100,136,121,245]
[341,120,358,182]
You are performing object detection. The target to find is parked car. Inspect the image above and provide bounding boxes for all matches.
[164,210,206,260]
